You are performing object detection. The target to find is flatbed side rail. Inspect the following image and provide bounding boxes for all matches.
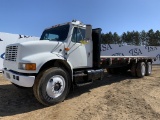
[100,56,156,67]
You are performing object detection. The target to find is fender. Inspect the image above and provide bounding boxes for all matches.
[20,52,73,74]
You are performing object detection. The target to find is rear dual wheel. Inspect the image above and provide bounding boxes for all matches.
[131,63,137,77]
[131,62,152,78]
[145,62,152,76]
[136,62,146,78]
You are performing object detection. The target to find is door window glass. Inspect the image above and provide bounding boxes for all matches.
[71,27,85,43]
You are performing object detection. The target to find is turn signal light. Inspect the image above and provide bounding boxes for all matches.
[25,63,36,70]
[19,63,36,70]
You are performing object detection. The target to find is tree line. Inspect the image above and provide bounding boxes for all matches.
[101,29,160,46]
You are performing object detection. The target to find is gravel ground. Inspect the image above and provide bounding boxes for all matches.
[0,65,160,120]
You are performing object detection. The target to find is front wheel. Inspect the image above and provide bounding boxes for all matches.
[33,67,70,106]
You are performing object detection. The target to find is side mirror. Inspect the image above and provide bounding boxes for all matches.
[85,25,92,41]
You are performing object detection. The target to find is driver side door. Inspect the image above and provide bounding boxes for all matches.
[66,27,93,69]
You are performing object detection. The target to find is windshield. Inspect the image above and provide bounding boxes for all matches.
[40,24,70,41]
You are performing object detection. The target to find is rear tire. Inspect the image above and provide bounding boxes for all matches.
[131,63,137,77]
[136,62,146,78]
[145,62,152,76]
[33,67,70,106]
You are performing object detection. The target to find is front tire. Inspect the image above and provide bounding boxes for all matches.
[33,67,70,106]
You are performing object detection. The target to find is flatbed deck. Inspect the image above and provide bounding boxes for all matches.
[100,56,155,59]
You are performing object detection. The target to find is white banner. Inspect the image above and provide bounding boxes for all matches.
[101,44,160,64]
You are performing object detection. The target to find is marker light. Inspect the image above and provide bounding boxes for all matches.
[64,47,70,51]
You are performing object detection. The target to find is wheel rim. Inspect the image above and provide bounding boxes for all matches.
[46,75,65,98]
[141,64,146,76]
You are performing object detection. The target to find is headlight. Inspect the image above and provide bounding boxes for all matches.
[19,63,36,70]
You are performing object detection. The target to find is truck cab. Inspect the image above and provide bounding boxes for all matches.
[2,20,103,106]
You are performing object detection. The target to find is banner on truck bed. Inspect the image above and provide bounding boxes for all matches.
[0,34,160,70]
[0,32,39,71]
[101,44,160,64]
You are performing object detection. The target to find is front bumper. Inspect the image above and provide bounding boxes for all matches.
[2,68,35,87]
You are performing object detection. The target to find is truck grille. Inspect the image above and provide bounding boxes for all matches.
[5,46,18,61]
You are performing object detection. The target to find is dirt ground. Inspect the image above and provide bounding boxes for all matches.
[0,65,160,120]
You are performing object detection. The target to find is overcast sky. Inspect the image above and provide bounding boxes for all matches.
[0,0,160,36]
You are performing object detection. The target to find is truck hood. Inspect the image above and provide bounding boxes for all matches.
[3,40,66,73]
[17,40,65,59]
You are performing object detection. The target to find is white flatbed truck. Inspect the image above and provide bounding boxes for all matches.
[2,20,155,106]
